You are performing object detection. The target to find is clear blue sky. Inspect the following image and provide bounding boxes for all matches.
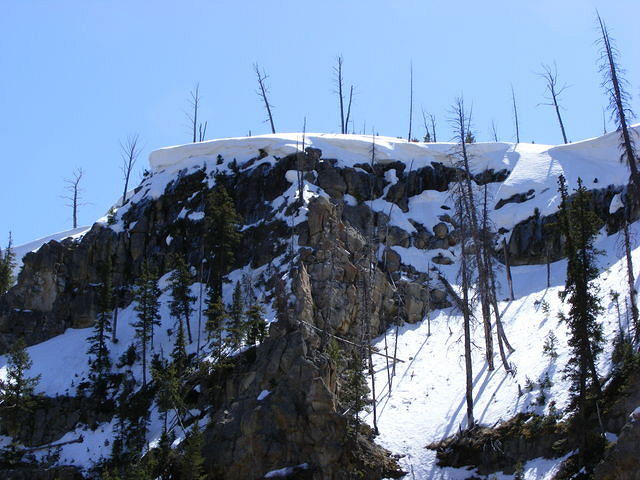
[1,0,638,245]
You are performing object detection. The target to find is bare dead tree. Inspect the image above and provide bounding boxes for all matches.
[295,118,307,207]
[334,56,355,134]
[430,113,437,142]
[502,238,515,300]
[408,61,414,141]
[450,96,494,371]
[198,121,207,142]
[490,120,499,142]
[511,84,520,144]
[621,215,639,339]
[187,83,201,143]
[597,12,640,335]
[334,56,345,134]
[481,184,515,373]
[120,134,142,206]
[537,62,569,144]
[596,13,640,197]
[602,107,607,135]
[62,168,85,229]
[345,85,354,134]
[421,108,431,142]
[442,182,475,427]
[254,63,276,134]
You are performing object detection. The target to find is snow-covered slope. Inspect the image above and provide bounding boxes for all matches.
[366,222,637,479]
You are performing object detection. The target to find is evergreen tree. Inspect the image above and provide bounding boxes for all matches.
[0,233,16,295]
[204,288,228,361]
[133,261,162,386]
[245,303,267,346]
[180,423,206,480]
[228,281,245,349]
[168,254,196,344]
[204,185,242,297]
[0,339,41,437]
[557,175,605,461]
[341,349,371,436]
[87,257,114,395]
[151,357,185,431]
[171,319,188,373]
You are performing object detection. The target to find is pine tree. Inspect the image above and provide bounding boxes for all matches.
[151,357,184,431]
[204,185,242,297]
[204,288,228,362]
[0,339,41,436]
[341,349,371,436]
[180,423,206,480]
[245,303,267,346]
[228,281,245,349]
[133,261,162,386]
[557,175,604,461]
[171,319,188,373]
[87,257,114,395]
[168,254,196,344]
[0,233,16,295]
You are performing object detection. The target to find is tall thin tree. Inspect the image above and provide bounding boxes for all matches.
[187,83,201,143]
[62,168,85,229]
[407,61,414,141]
[596,12,640,196]
[120,133,142,206]
[335,56,345,134]
[511,84,520,144]
[254,63,276,134]
[451,96,494,370]
[490,119,499,142]
[538,62,569,144]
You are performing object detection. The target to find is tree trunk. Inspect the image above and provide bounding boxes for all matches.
[503,238,515,300]
[622,218,639,339]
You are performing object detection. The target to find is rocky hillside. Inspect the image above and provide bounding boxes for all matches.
[1,129,640,479]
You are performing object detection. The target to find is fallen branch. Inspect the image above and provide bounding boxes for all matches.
[22,435,84,453]
[299,319,405,363]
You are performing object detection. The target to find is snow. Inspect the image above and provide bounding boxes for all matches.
[264,462,309,478]
[257,389,271,401]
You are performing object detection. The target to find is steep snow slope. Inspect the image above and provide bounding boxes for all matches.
[2,127,639,476]
[366,224,637,479]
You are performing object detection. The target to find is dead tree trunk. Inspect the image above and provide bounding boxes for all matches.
[546,244,551,288]
[335,56,346,134]
[63,168,84,229]
[408,62,413,141]
[622,216,639,339]
[254,63,276,134]
[188,83,200,143]
[597,13,640,197]
[481,184,515,371]
[430,113,437,142]
[511,84,520,144]
[538,63,569,144]
[345,85,354,133]
[503,238,515,300]
[490,119,498,142]
[452,97,494,371]
[120,134,141,206]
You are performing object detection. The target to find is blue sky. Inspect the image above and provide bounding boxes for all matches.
[1,0,638,245]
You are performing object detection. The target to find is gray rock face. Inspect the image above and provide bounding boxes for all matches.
[594,415,640,480]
